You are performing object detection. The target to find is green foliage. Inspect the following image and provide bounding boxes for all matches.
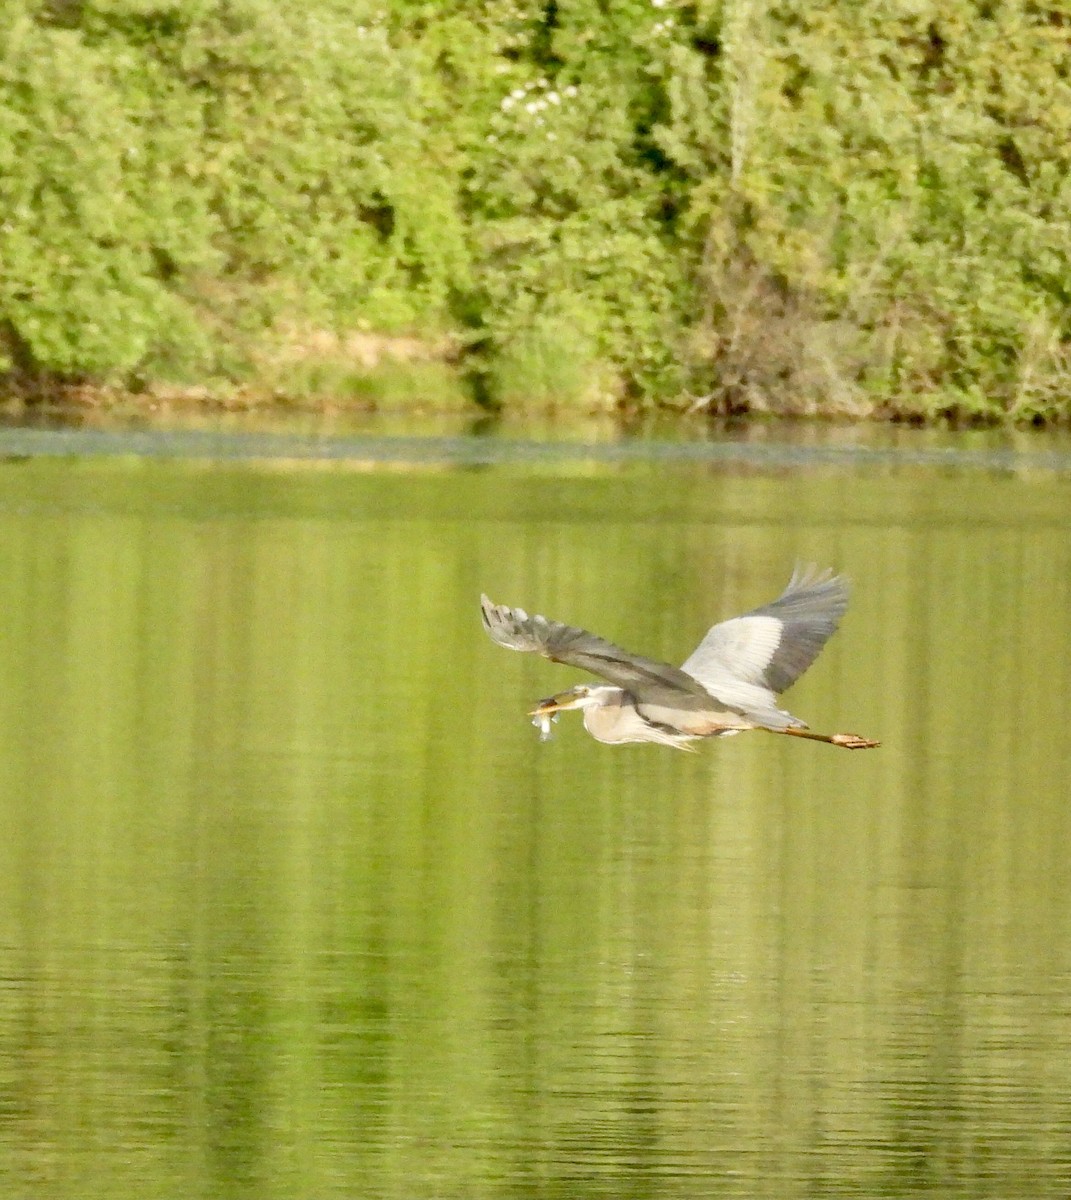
[0,5,215,376]
[662,0,1071,418]
[1,0,1071,419]
[264,350,472,411]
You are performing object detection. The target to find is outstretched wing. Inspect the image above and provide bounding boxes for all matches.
[680,564,849,698]
[481,594,715,710]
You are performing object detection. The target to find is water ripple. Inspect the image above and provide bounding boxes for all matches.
[0,424,1070,472]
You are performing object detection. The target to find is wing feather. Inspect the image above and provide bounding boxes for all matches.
[680,564,849,698]
[481,594,715,710]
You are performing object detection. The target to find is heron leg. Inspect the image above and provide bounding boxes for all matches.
[773,726,880,750]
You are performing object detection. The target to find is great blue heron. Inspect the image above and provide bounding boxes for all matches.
[480,564,879,750]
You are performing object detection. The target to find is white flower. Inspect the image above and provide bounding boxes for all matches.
[547,91,560,104]
[525,101,539,113]
[511,88,526,100]
[501,96,514,110]
[564,85,578,97]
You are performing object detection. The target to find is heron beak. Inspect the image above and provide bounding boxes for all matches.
[528,691,581,716]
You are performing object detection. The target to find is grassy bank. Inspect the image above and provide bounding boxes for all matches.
[2,1,1070,423]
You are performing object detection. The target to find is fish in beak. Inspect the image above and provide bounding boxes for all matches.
[529,695,565,741]
[528,688,592,741]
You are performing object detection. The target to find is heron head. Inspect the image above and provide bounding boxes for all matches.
[528,685,603,716]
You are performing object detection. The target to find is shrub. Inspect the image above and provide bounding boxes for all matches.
[1,0,1070,420]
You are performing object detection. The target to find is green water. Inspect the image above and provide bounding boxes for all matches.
[0,446,1068,1198]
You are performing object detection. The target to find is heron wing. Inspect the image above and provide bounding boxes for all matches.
[481,594,715,709]
[680,564,849,698]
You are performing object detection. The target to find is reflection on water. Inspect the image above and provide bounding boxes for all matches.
[0,441,1068,1198]
[4,414,1071,474]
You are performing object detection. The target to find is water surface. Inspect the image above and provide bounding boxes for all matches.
[0,428,1068,1198]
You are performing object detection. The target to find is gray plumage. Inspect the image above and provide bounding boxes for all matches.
[679,563,848,721]
[480,565,879,751]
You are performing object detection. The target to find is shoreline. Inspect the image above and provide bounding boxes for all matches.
[0,368,1060,432]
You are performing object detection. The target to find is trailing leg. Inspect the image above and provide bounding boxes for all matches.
[772,726,880,750]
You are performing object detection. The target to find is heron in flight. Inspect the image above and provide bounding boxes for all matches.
[480,565,879,750]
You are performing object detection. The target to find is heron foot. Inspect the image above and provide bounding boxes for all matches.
[830,732,881,749]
